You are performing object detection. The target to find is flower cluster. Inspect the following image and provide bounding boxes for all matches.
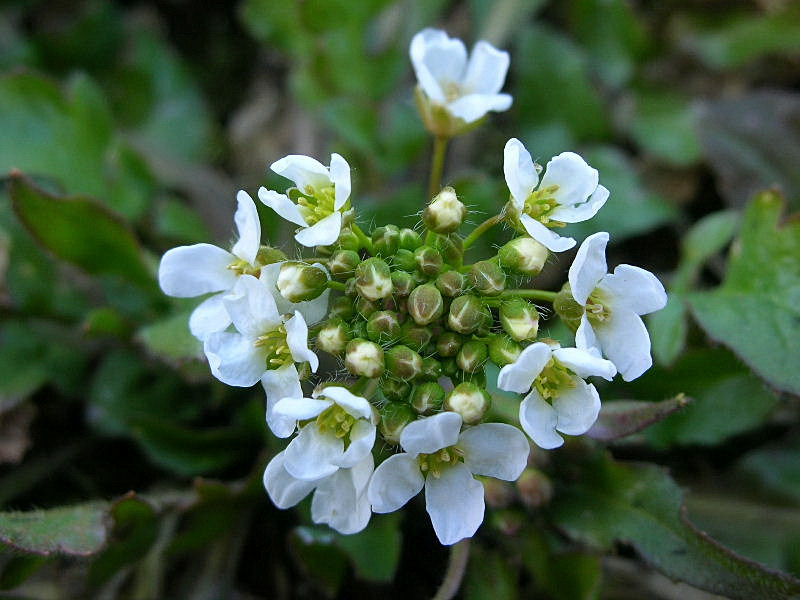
[158,28,666,545]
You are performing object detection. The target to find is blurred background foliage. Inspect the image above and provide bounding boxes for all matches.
[0,0,799,598]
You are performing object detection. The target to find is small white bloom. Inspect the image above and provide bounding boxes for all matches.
[368,412,529,545]
[503,138,610,252]
[497,342,616,449]
[258,153,351,247]
[264,450,373,535]
[569,232,668,382]
[410,28,512,124]
[273,386,377,481]
[158,190,262,339]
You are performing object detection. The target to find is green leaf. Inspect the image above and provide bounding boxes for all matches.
[689,190,800,395]
[647,296,688,366]
[586,395,691,442]
[681,209,739,267]
[551,453,800,599]
[521,531,602,600]
[465,545,519,600]
[335,514,401,583]
[9,173,155,290]
[739,441,800,505]
[0,555,49,590]
[290,527,348,597]
[136,311,202,365]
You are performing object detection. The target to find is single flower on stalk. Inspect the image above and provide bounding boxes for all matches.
[503,138,609,252]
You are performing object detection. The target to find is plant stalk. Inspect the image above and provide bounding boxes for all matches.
[432,539,471,600]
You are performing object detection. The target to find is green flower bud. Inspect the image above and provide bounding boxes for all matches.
[337,228,361,252]
[435,270,465,297]
[553,283,584,332]
[423,186,466,234]
[482,478,514,509]
[420,357,442,381]
[351,320,368,340]
[456,340,488,373]
[391,271,415,297]
[329,296,356,320]
[414,246,443,277]
[256,246,288,265]
[411,382,445,415]
[436,332,464,357]
[316,319,351,356]
[447,294,485,335]
[392,249,417,272]
[384,296,407,314]
[372,225,400,256]
[445,382,491,425]
[470,260,506,296]
[433,233,464,266]
[355,257,393,301]
[441,357,458,377]
[379,402,416,444]
[516,468,553,508]
[488,335,523,367]
[366,310,401,343]
[356,297,379,319]
[385,345,423,381]
[381,378,412,402]
[400,322,433,352]
[345,338,385,378]
[398,228,422,251]
[408,284,444,325]
[500,298,539,341]
[344,277,357,297]
[452,368,487,389]
[498,237,549,276]
[277,262,328,302]
[329,249,360,281]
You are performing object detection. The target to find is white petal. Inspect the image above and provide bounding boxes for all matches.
[334,420,376,468]
[599,264,667,316]
[312,455,374,535]
[223,275,281,338]
[284,425,343,481]
[519,391,563,449]
[459,423,529,481]
[464,41,510,95]
[540,152,599,208]
[520,215,576,252]
[568,232,609,305]
[503,138,539,209]
[204,331,265,387]
[410,29,466,103]
[285,311,319,372]
[425,463,485,545]
[552,347,616,381]
[294,289,330,327]
[595,307,653,382]
[273,397,332,420]
[231,190,261,265]
[294,212,342,247]
[400,412,462,456]
[322,387,372,421]
[368,453,424,513]
[447,93,512,123]
[329,153,351,210]
[158,244,236,297]
[189,293,230,340]
[497,342,551,394]
[553,379,601,436]
[575,314,600,355]
[270,154,331,191]
[257,188,308,227]
[261,364,303,438]
[549,184,610,224]
[263,451,317,509]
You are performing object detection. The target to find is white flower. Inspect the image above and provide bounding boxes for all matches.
[569,232,667,382]
[272,386,377,480]
[264,451,373,535]
[503,138,610,252]
[158,190,262,340]
[368,412,529,545]
[410,28,512,124]
[258,154,351,248]
[497,342,616,449]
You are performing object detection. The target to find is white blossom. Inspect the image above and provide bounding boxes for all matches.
[503,138,609,252]
[569,232,668,382]
[368,412,529,545]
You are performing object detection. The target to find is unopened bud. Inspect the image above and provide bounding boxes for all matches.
[381,379,411,402]
[316,319,351,356]
[372,225,400,256]
[355,257,393,301]
[391,271,415,297]
[445,382,491,425]
[433,233,464,266]
[344,339,385,378]
[420,357,442,381]
[516,468,552,508]
[423,187,466,234]
[329,296,356,320]
[277,262,328,302]
[398,228,422,251]
[414,246,443,277]
[435,271,465,297]
[366,310,401,343]
[452,368,487,389]
[356,297,379,319]
[408,284,444,325]
[400,322,433,352]
[441,357,458,377]
[488,335,522,367]
[385,345,423,381]
[481,477,514,509]
[329,250,360,281]
[351,320,368,339]
[337,228,361,252]
[553,283,584,332]
[379,402,416,444]
[447,294,484,335]
[456,340,488,373]
[392,249,417,272]
[436,332,463,357]
[499,237,549,276]
[470,260,506,296]
[500,298,539,341]
[256,246,288,265]
[411,382,445,415]
[344,277,357,297]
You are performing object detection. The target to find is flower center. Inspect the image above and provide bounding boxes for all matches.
[292,185,337,226]
[418,445,465,479]
[523,185,566,228]
[227,258,261,277]
[254,325,292,369]
[534,357,576,400]
[443,81,463,102]
[585,289,612,325]
[316,404,358,447]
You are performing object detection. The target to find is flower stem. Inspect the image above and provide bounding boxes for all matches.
[327,281,347,292]
[428,135,449,200]
[500,289,557,302]
[463,214,503,250]
[432,539,471,600]
[351,224,374,255]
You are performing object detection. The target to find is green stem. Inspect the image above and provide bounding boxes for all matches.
[500,289,557,302]
[327,280,347,292]
[351,224,375,255]
[463,214,503,250]
[428,135,449,199]
[432,539,471,600]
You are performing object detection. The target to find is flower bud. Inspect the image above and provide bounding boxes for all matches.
[414,246,443,277]
[470,260,506,296]
[356,297,379,319]
[337,228,361,252]
[379,402,416,444]
[411,382,445,415]
[277,261,328,302]
[256,246,288,265]
[445,382,491,425]
[366,310,401,343]
[423,187,466,234]
[398,228,422,251]
[381,379,412,402]
[433,233,464,267]
[500,298,539,341]
[329,296,356,320]
[420,357,442,381]
[435,271,465,297]
[452,368,487,389]
[553,283,584,332]
[408,284,444,325]
[372,225,400,256]
[329,249,360,281]
[385,345,423,381]
[447,294,485,335]
[436,331,463,357]
[345,338,385,378]
[498,237,548,276]
[392,249,417,272]
[456,340,488,373]
[351,320,368,340]
[316,319,351,356]
[391,271,415,297]
[488,335,522,367]
[355,257,393,301]
[516,468,553,509]
[400,322,433,352]
[441,357,458,377]
[344,277,357,297]
[481,478,514,509]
